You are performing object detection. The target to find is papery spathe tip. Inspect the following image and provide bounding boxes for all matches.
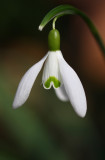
[38,25,43,31]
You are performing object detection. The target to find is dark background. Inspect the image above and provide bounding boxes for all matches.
[0,0,105,159]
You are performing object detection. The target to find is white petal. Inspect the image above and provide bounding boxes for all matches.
[54,85,69,101]
[57,53,87,117]
[13,54,48,108]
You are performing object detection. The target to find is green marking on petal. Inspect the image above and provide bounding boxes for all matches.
[44,76,61,88]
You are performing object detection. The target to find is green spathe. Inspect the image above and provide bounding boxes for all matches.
[44,76,61,88]
[48,29,60,51]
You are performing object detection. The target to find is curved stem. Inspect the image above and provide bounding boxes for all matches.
[52,17,57,29]
[38,5,105,55]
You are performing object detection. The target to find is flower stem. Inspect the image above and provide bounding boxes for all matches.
[52,17,57,29]
[39,5,105,55]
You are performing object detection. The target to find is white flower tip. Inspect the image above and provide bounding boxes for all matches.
[38,25,43,31]
[79,107,87,118]
[75,101,87,118]
[12,104,18,109]
[12,93,27,109]
[12,99,22,109]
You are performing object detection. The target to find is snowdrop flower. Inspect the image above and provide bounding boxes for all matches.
[13,29,87,117]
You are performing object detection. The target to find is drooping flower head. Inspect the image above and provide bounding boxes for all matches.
[13,28,87,117]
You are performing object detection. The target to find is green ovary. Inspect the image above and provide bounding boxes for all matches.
[44,76,61,88]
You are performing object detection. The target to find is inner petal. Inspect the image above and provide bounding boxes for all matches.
[44,76,61,89]
[42,51,62,89]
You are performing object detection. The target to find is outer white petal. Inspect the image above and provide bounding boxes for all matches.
[54,85,69,101]
[57,53,87,117]
[13,54,48,108]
